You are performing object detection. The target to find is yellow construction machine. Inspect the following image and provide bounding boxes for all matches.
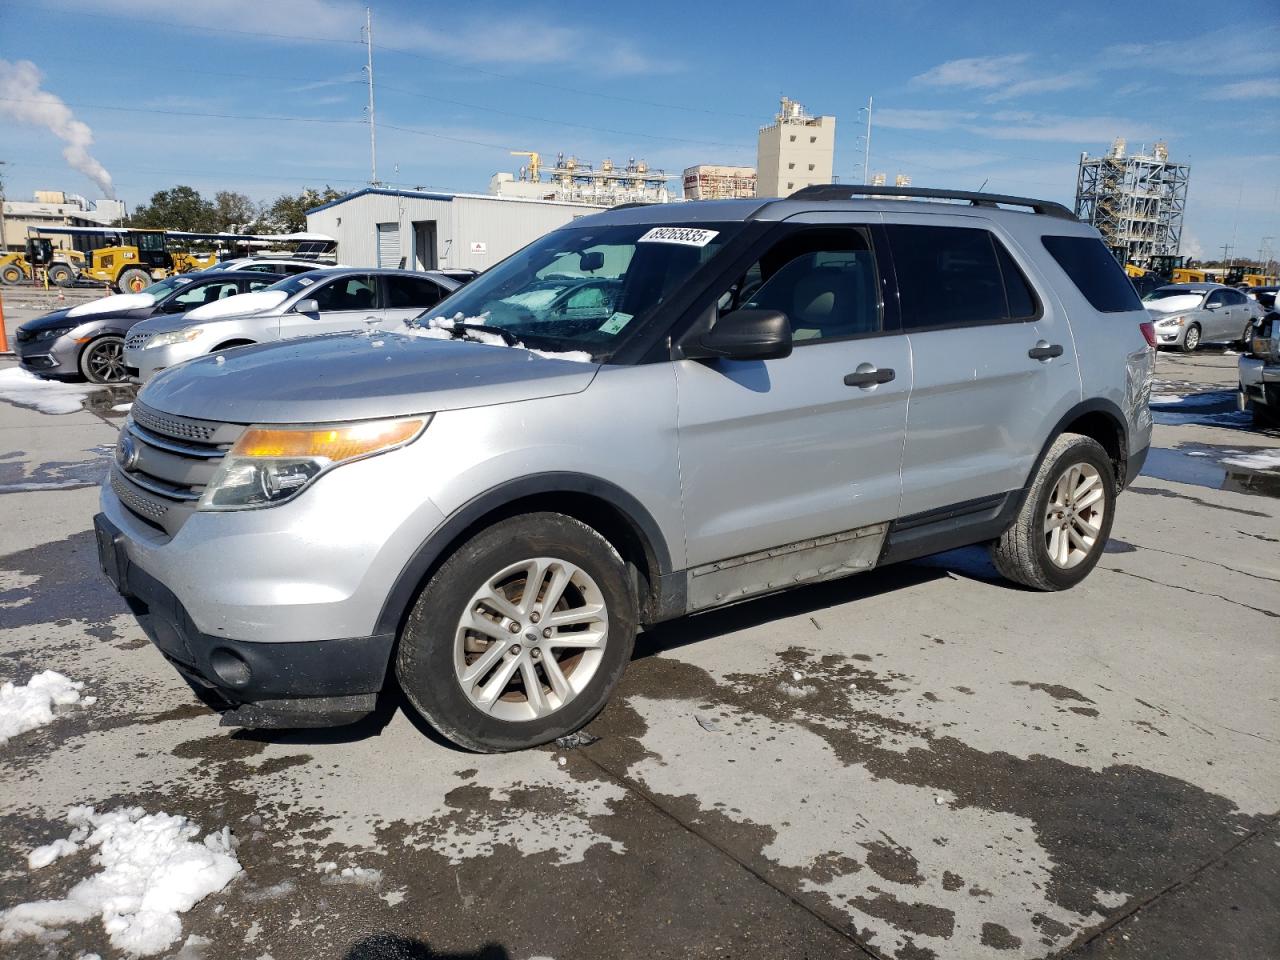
[0,241,86,286]
[79,229,218,292]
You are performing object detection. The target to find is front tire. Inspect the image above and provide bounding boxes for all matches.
[990,434,1116,591]
[117,268,151,293]
[1181,323,1201,352]
[79,335,127,384]
[396,512,637,752]
[1,265,23,284]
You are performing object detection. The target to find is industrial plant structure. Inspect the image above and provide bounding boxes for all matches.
[490,151,673,206]
[756,98,835,198]
[1074,139,1190,267]
[683,164,757,200]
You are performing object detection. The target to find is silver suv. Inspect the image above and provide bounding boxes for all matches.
[95,186,1155,752]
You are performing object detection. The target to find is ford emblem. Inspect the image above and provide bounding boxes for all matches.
[116,433,141,472]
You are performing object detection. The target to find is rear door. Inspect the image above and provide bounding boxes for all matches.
[278,273,380,339]
[889,217,1081,518]
[675,222,911,576]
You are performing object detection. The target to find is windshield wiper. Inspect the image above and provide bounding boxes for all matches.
[412,316,521,346]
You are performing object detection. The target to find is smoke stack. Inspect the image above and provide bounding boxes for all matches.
[0,59,116,199]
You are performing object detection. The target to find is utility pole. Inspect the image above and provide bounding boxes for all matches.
[1219,242,1232,267]
[0,161,8,254]
[863,96,873,186]
[363,7,378,186]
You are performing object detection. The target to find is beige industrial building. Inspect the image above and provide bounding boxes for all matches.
[1,190,126,253]
[756,98,836,198]
[682,165,757,200]
[305,187,604,271]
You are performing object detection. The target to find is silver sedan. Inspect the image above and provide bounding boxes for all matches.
[1143,283,1261,351]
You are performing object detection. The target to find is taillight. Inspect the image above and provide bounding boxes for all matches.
[1139,321,1157,349]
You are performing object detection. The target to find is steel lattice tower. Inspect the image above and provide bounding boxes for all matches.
[1074,139,1190,266]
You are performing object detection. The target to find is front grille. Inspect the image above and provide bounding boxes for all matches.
[112,403,245,536]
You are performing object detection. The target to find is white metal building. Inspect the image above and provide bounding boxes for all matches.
[304,188,605,272]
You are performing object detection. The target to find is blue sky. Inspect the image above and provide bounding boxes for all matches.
[2,0,1277,261]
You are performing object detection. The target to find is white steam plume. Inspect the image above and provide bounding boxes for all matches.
[0,59,116,199]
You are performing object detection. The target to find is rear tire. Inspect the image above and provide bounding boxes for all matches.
[1180,323,1201,352]
[1238,323,1254,348]
[1,265,23,284]
[396,512,636,752]
[48,264,74,286]
[117,268,151,294]
[990,434,1116,591]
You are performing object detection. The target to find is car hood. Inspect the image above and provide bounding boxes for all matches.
[138,331,601,423]
[66,293,157,318]
[21,302,153,333]
[1145,294,1203,315]
[184,289,289,320]
[18,307,76,333]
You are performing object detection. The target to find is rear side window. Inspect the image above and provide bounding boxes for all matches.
[386,275,446,309]
[1041,235,1143,313]
[886,225,1037,330]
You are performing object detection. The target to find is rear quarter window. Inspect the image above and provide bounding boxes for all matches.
[1041,235,1143,313]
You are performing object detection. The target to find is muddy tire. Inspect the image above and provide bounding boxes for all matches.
[396,512,636,752]
[1,265,23,285]
[990,434,1116,591]
[1180,323,1201,352]
[117,268,151,293]
[78,335,127,384]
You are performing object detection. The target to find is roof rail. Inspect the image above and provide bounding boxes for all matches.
[788,184,1077,220]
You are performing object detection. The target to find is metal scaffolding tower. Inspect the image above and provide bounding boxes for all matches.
[1074,139,1190,267]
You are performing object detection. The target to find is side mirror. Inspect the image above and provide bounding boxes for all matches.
[579,251,604,272]
[294,298,319,314]
[681,309,793,361]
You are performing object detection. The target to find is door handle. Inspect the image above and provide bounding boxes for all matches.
[844,366,896,387]
[1028,343,1064,360]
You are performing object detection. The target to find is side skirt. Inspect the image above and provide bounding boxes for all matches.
[878,491,1022,566]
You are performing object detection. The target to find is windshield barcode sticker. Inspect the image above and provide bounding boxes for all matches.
[637,227,719,247]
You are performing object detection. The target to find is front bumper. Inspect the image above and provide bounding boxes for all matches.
[94,511,394,725]
[1152,322,1185,347]
[123,340,200,383]
[14,333,80,377]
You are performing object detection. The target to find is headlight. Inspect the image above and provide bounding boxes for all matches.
[198,417,428,510]
[1155,315,1185,326]
[144,327,204,349]
[35,326,75,341]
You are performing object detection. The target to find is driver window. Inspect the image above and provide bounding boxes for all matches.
[1206,291,1225,307]
[717,228,882,343]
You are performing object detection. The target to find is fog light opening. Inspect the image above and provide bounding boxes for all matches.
[209,648,253,688]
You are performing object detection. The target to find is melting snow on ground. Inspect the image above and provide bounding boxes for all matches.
[1149,392,1231,407]
[0,806,241,956]
[1222,448,1280,470]
[0,670,93,744]
[0,367,94,415]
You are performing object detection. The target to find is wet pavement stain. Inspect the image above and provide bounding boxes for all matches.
[1126,485,1269,517]
[0,530,130,629]
[1140,445,1280,500]
[0,445,112,494]
[1102,539,1138,554]
[1010,682,1096,704]
[585,649,1273,956]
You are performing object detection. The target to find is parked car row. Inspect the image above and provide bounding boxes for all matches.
[14,264,465,384]
[90,185,1156,751]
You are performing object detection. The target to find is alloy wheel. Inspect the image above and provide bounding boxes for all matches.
[453,556,609,722]
[1043,463,1107,569]
[85,338,126,383]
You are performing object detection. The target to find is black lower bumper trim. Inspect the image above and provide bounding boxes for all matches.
[1125,443,1150,488]
[94,512,395,725]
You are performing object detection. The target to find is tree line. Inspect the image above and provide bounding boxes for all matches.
[126,185,347,234]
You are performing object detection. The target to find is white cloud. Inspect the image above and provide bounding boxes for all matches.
[985,73,1092,103]
[875,108,977,131]
[911,54,1029,90]
[43,0,676,75]
[1207,78,1280,100]
[1101,26,1279,77]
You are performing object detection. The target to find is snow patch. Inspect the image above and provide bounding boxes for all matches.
[66,293,155,318]
[0,368,93,415]
[0,670,91,744]
[404,314,595,362]
[184,289,287,320]
[0,806,242,956]
[1222,448,1280,470]
[112,403,133,412]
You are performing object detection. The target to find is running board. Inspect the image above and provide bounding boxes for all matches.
[880,491,1021,565]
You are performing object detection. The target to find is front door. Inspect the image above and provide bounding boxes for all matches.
[277,273,380,340]
[888,218,1081,517]
[675,224,910,574]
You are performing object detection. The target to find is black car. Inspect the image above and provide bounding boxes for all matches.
[13,271,285,384]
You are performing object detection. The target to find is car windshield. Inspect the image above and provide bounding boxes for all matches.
[1143,288,1205,301]
[142,276,194,299]
[418,222,740,359]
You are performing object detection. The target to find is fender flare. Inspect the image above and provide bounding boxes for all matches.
[373,472,674,638]
[1026,397,1133,497]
